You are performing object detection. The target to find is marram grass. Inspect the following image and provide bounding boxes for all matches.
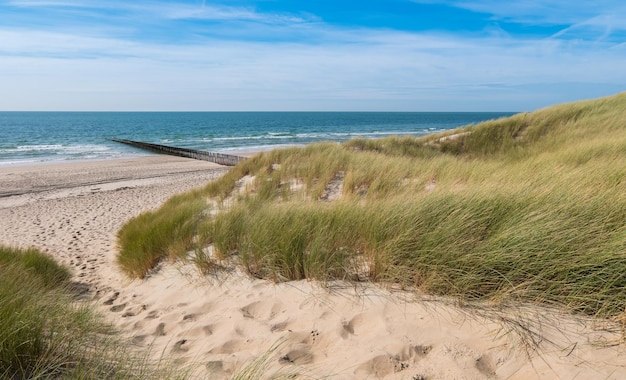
[0,245,186,379]
[118,92,626,319]
[117,191,207,278]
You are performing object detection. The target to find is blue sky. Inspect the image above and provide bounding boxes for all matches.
[1,1,625,111]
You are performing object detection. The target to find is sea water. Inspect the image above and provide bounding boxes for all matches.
[0,112,514,166]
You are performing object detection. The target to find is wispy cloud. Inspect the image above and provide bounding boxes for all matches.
[413,0,626,42]
[7,0,88,6]
[2,22,624,110]
[7,0,314,24]
[4,0,320,47]
[417,0,626,24]
[164,4,315,24]
[551,13,626,41]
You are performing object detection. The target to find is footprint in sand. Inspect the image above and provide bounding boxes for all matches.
[103,291,119,305]
[279,343,314,365]
[341,320,354,336]
[209,339,246,355]
[345,312,387,336]
[271,321,289,332]
[240,300,285,320]
[392,344,433,362]
[185,325,213,337]
[132,335,147,345]
[154,322,168,336]
[205,360,223,372]
[122,304,146,317]
[355,344,432,378]
[475,354,497,377]
[161,311,183,323]
[172,339,191,353]
[182,313,196,322]
[110,303,127,312]
[355,354,409,378]
[133,320,145,329]
[145,310,160,319]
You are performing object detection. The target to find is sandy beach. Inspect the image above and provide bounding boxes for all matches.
[1,155,625,379]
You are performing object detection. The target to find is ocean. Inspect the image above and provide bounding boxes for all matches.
[0,112,514,166]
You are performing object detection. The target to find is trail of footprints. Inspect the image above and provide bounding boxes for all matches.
[12,197,115,286]
[103,292,500,379]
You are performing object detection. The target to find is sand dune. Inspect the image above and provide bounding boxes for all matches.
[1,156,624,379]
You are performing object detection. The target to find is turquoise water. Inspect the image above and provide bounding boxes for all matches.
[0,112,514,166]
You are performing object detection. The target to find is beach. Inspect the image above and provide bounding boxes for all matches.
[1,155,625,379]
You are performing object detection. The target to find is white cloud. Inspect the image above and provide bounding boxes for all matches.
[2,1,625,110]
[2,23,625,111]
[0,29,141,57]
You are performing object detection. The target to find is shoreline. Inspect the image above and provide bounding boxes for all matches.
[0,154,149,169]
[0,145,266,172]
[1,155,625,379]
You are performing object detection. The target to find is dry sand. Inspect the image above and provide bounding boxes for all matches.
[1,155,625,379]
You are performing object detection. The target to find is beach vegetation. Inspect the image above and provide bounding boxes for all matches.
[117,191,207,278]
[117,92,626,320]
[0,245,183,379]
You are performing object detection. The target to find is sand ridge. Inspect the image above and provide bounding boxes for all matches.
[1,156,625,379]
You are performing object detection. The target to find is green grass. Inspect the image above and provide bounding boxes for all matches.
[117,92,626,320]
[117,191,207,278]
[0,245,183,379]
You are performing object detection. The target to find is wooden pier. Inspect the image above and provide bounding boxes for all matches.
[110,138,246,167]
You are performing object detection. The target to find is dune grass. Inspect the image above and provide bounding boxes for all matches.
[117,92,626,320]
[0,245,183,379]
[117,191,207,278]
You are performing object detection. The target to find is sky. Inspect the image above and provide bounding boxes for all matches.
[1,0,625,111]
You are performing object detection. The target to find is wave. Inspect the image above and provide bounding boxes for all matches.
[0,144,130,166]
[0,158,41,167]
[14,144,64,151]
[180,130,437,145]
[217,144,304,153]
[7,144,113,153]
